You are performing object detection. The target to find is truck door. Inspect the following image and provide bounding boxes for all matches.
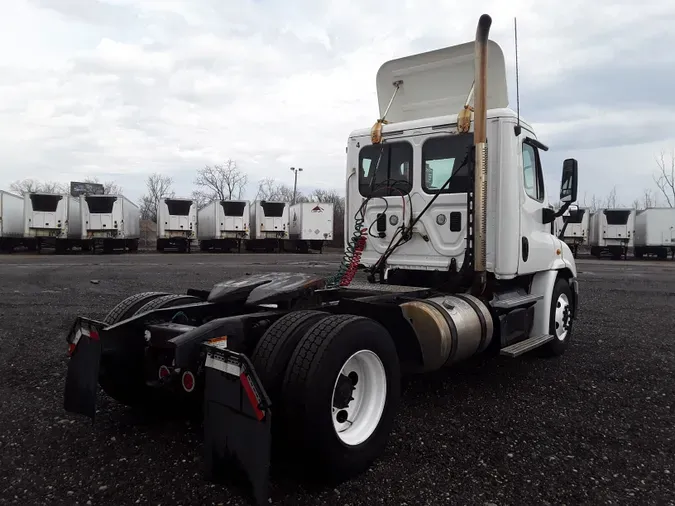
[517,137,556,274]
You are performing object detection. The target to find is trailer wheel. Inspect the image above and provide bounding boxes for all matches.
[251,310,331,405]
[281,314,401,481]
[539,277,574,357]
[103,291,171,325]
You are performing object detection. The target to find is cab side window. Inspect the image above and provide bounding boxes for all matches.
[522,142,544,202]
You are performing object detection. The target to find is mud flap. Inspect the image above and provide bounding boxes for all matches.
[64,317,105,420]
[202,343,272,506]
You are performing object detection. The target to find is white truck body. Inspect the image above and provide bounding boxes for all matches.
[633,207,675,259]
[289,202,334,242]
[157,198,197,240]
[249,200,288,240]
[561,207,590,243]
[0,191,24,239]
[634,208,675,246]
[198,200,250,240]
[589,208,635,247]
[80,194,140,240]
[23,192,69,239]
[344,28,580,348]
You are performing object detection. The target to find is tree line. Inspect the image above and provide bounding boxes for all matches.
[6,148,675,247]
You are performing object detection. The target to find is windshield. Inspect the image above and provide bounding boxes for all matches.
[422,132,473,193]
[358,141,413,197]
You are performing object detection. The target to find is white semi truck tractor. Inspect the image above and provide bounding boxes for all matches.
[62,14,580,506]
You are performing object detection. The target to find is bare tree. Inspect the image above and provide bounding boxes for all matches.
[643,188,655,209]
[139,173,174,222]
[194,160,247,203]
[82,176,123,195]
[255,177,277,200]
[582,192,602,213]
[191,190,210,211]
[254,177,305,202]
[653,148,675,207]
[9,178,67,195]
[604,185,618,208]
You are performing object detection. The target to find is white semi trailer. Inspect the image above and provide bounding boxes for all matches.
[23,192,70,253]
[63,14,581,506]
[633,207,675,259]
[557,207,589,258]
[589,208,635,259]
[283,202,334,253]
[0,190,26,252]
[246,200,289,252]
[156,197,197,253]
[198,200,250,252]
[80,194,140,253]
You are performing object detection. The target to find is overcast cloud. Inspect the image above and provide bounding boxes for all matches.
[1,0,674,207]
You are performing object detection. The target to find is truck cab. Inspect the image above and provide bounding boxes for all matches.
[346,40,577,286]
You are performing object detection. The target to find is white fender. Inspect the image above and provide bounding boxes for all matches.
[530,270,558,337]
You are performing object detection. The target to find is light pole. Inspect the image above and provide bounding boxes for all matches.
[290,166,303,204]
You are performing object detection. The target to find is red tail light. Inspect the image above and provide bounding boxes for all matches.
[181,371,195,393]
[158,365,171,379]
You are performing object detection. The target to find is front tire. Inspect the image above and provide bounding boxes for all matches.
[280,314,401,481]
[539,277,574,357]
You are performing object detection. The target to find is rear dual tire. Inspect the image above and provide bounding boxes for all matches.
[253,313,401,481]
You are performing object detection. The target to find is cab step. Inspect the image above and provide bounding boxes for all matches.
[491,292,543,310]
[500,334,554,358]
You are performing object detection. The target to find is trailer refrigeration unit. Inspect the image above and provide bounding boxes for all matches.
[156,197,197,253]
[0,190,25,252]
[80,194,140,253]
[62,14,580,506]
[23,192,71,253]
[633,207,675,259]
[284,202,334,253]
[589,208,635,259]
[246,200,289,252]
[198,200,249,252]
[557,206,589,258]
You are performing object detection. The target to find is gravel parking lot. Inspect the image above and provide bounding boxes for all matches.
[0,252,674,506]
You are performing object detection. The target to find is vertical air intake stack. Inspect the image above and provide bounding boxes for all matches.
[472,14,491,295]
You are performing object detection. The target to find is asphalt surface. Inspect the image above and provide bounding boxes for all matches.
[0,252,674,506]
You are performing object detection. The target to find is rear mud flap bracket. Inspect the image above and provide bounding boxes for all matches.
[203,345,272,506]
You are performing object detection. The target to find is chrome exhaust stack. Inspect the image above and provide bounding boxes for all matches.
[472,14,491,295]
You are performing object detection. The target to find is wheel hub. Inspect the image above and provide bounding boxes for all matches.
[333,372,357,409]
[331,350,387,446]
[554,293,571,341]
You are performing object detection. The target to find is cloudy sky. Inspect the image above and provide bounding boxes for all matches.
[1,0,674,207]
